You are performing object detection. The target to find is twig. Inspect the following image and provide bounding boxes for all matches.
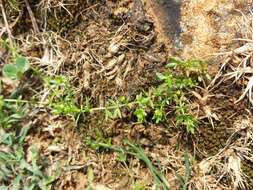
[213,43,253,56]
[24,0,39,33]
[235,76,253,105]
[0,11,21,38]
[0,0,13,49]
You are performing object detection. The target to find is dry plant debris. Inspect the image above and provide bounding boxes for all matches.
[0,0,253,189]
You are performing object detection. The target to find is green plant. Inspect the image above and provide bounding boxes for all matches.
[0,124,56,189]
[1,62,56,189]
[134,108,147,122]
[0,96,26,128]
[99,69,197,132]
[148,57,206,133]
[148,71,198,133]
[2,56,205,134]
[105,98,124,120]
[0,94,56,189]
[168,57,208,80]
[174,96,197,134]
[85,138,170,190]
[152,107,164,123]
[86,167,94,190]
[176,152,191,190]
[3,56,30,80]
[131,182,147,190]
[43,76,80,115]
[7,0,22,11]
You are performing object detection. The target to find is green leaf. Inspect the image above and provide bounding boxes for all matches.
[168,57,183,64]
[0,96,4,111]
[156,73,166,80]
[134,108,147,122]
[136,94,150,107]
[156,73,173,88]
[118,96,127,103]
[51,102,80,115]
[2,64,18,79]
[40,176,56,189]
[3,56,30,80]
[152,109,164,123]
[176,114,197,134]
[0,186,8,190]
[18,126,30,145]
[182,152,191,190]
[15,56,29,73]
[12,176,21,190]
[116,151,127,162]
[20,159,43,177]
[131,182,146,190]
[104,109,112,120]
[87,167,94,184]
[166,62,178,68]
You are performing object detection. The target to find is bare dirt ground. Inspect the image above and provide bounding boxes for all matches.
[1,0,253,189]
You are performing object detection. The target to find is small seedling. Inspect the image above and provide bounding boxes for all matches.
[152,108,164,123]
[134,108,147,122]
[3,56,30,80]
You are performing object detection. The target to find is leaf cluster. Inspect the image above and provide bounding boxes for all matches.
[103,58,203,133]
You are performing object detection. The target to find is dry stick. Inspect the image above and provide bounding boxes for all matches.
[0,11,21,38]
[24,0,39,33]
[0,0,13,49]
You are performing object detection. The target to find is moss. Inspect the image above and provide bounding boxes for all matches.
[47,10,77,35]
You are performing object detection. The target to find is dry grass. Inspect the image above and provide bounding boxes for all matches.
[195,10,253,189]
[1,0,253,189]
[18,31,69,75]
[190,118,253,190]
[209,10,253,105]
[37,0,75,23]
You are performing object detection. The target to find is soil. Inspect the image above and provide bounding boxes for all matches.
[1,0,253,189]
